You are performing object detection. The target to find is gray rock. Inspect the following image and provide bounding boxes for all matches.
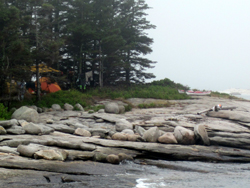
[46,119,54,124]
[105,102,119,114]
[0,126,6,135]
[194,124,210,146]
[23,123,43,135]
[121,129,134,135]
[52,104,62,111]
[98,109,105,113]
[174,126,195,145]
[64,103,74,111]
[11,106,39,123]
[46,124,75,134]
[34,149,68,161]
[93,152,107,162]
[96,119,104,123]
[115,119,133,132]
[118,105,125,114]
[37,107,43,113]
[74,128,91,137]
[0,119,18,128]
[74,103,84,111]
[158,132,178,144]
[134,126,146,137]
[143,127,160,142]
[6,125,25,135]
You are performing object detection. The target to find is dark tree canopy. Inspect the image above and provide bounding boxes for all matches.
[0,0,156,92]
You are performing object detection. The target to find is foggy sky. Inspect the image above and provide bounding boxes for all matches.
[144,0,250,91]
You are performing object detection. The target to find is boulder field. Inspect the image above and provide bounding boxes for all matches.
[1,96,250,186]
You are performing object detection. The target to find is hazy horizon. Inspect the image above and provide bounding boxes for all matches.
[144,0,250,92]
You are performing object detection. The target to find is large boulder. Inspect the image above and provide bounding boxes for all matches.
[23,123,43,135]
[194,124,210,146]
[64,103,74,111]
[115,119,133,132]
[143,127,160,142]
[105,102,119,114]
[51,104,62,111]
[0,119,18,128]
[11,106,39,123]
[6,125,25,135]
[158,132,178,144]
[74,103,84,111]
[174,126,195,145]
[134,126,146,137]
[34,149,68,161]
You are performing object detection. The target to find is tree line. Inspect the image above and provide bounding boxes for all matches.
[0,0,156,96]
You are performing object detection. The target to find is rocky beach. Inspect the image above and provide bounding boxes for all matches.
[1,96,250,187]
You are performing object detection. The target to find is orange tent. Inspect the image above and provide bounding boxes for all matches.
[41,82,61,93]
[36,77,61,93]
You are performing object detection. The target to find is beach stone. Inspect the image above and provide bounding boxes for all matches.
[112,132,127,141]
[106,154,120,164]
[96,119,104,123]
[134,125,146,137]
[194,124,210,146]
[115,119,133,132]
[37,107,43,113]
[127,134,142,142]
[11,106,39,123]
[158,132,178,144]
[74,103,84,111]
[98,109,105,113]
[42,107,50,112]
[105,102,119,114]
[52,104,62,111]
[0,126,6,135]
[118,153,133,161]
[121,129,134,135]
[6,125,25,135]
[74,128,91,137]
[143,127,160,142]
[46,119,54,124]
[0,119,18,128]
[174,126,195,145]
[93,152,107,162]
[23,123,42,135]
[64,103,74,111]
[34,149,68,161]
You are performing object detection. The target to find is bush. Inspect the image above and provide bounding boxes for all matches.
[0,103,12,120]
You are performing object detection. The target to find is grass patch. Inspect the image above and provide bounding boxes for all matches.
[138,101,172,109]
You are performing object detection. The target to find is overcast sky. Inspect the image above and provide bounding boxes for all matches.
[144,0,250,91]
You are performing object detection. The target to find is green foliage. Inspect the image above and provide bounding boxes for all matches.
[85,105,105,112]
[86,83,190,100]
[150,78,189,90]
[0,103,12,120]
[36,90,92,108]
[138,102,172,109]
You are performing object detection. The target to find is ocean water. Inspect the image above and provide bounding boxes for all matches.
[239,94,250,100]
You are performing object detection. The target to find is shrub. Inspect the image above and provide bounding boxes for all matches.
[0,103,12,120]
